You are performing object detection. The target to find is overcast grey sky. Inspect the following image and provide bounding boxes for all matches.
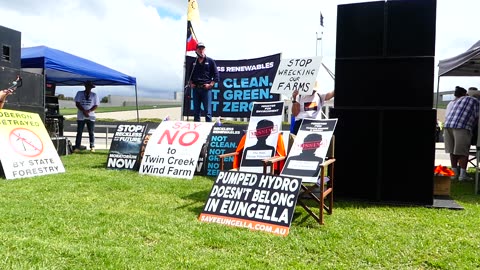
[0,0,477,99]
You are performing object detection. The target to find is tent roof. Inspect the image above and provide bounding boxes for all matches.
[21,45,136,86]
[438,40,480,77]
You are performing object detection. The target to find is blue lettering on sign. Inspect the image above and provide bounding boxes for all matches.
[223,102,253,112]
[223,76,270,89]
[207,163,220,169]
[224,89,270,100]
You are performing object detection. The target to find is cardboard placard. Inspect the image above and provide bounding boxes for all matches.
[270,57,322,96]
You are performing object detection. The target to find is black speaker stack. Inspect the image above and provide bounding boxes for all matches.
[0,25,21,69]
[0,25,45,121]
[331,0,437,205]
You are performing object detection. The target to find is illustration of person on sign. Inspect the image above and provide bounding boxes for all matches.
[283,133,324,177]
[241,119,276,167]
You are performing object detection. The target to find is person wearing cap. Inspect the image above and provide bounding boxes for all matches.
[291,80,334,134]
[188,42,219,122]
[74,80,100,152]
[444,86,479,181]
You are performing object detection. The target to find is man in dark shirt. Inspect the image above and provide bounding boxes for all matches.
[188,42,219,122]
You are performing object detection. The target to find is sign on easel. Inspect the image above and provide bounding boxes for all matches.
[281,118,337,183]
[240,101,284,173]
[139,121,214,179]
[0,109,65,179]
[270,56,322,96]
[199,170,302,236]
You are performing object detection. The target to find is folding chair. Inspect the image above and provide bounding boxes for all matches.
[263,136,336,225]
[467,147,480,194]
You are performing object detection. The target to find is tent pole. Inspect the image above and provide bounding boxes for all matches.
[435,76,440,109]
[135,84,139,122]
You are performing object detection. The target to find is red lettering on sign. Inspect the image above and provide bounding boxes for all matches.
[158,130,200,146]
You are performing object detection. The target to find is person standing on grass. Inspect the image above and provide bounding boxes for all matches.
[74,81,99,153]
[188,42,219,122]
[444,86,479,181]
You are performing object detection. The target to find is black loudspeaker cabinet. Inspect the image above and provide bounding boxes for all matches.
[0,25,21,69]
[334,57,434,108]
[336,0,436,58]
[380,109,436,203]
[336,1,385,59]
[331,108,435,205]
[386,0,436,57]
[330,108,381,200]
[51,137,71,156]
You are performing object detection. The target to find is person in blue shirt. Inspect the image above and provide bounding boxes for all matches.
[188,42,219,122]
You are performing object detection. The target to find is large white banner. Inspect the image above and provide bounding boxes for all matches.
[139,121,214,179]
[0,109,65,180]
[270,56,322,96]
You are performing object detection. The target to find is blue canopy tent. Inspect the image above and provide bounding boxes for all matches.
[21,45,140,120]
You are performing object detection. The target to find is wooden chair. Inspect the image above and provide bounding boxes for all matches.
[263,136,336,225]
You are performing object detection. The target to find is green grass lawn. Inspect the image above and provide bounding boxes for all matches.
[1,151,479,269]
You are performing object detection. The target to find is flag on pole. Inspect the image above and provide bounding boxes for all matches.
[320,12,324,27]
[188,0,200,22]
[186,0,200,51]
[186,21,198,51]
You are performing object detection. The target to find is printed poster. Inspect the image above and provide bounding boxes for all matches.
[270,56,322,96]
[240,101,284,173]
[205,124,246,177]
[107,123,149,170]
[139,121,214,179]
[281,118,337,183]
[183,54,282,118]
[0,109,65,179]
[199,170,302,236]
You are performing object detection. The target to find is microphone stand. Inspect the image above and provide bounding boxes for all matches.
[184,56,199,99]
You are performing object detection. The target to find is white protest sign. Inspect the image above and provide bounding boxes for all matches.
[270,56,322,96]
[139,121,214,179]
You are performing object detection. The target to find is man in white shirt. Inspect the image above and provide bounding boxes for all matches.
[291,81,334,134]
[74,81,100,152]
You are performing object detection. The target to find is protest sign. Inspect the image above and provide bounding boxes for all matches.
[204,124,246,176]
[0,109,65,179]
[107,123,149,170]
[270,56,322,96]
[199,170,302,236]
[240,101,284,173]
[139,121,214,179]
[281,118,337,183]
